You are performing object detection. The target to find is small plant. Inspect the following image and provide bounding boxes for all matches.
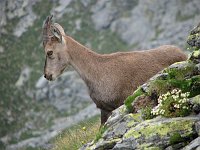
[151,88,191,117]
[125,87,144,112]
[169,132,184,145]
[141,106,154,120]
[94,126,107,143]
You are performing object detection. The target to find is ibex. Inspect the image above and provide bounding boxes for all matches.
[42,16,187,124]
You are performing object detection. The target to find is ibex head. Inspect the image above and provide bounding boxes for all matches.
[42,15,68,81]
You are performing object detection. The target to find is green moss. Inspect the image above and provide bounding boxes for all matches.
[127,113,142,127]
[176,10,194,22]
[125,87,144,112]
[169,132,184,145]
[191,95,200,104]
[148,79,171,96]
[124,118,196,140]
[193,50,200,58]
[164,62,195,80]
[148,75,200,99]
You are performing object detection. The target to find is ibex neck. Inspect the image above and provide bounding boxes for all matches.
[64,36,100,82]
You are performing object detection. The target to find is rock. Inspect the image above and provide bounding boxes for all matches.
[182,137,200,150]
[82,115,200,149]
[195,121,200,135]
[0,46,4,53]
[80,0,91,7]
[35,76,48,89]
[13,11,37,37]
[112,137,137,150]
[0,0,39,37]
[91,0,137,30]
[91,0,200,49]
[52,0,72,19]
[15,66,31,87]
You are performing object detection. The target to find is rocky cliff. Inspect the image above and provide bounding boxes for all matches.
[81,23,200,150]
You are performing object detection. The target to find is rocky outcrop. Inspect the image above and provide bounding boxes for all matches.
[91,0,200,49]
[0,0,39,37]
[80,22,200,150]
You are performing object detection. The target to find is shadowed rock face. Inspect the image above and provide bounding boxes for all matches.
[80,23,200,150]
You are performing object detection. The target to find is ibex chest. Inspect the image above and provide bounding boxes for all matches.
[85,79,125,111]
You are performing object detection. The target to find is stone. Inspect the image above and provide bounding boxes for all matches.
[13,12,37,37]
[35,76,48,89]
[195,121,200,135]
[113,137,137,150]
[182,137,200,150]
[15,66,31,87]
[0,46,4,53]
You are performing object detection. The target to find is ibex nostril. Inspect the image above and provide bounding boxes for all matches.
[49,74,53,80]
[44,74,47,78]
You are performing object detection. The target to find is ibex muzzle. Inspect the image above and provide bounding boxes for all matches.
[42,15,68,81]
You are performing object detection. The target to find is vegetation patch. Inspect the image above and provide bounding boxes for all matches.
[94,125,108,143]
[53,115,100,150]
[169,132,184,145]
[141,106,155,120]
[164,62,195,80]
[125,87,145,112]
[151,88,191,118]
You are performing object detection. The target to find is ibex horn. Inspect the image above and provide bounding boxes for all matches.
[42,15,53,47]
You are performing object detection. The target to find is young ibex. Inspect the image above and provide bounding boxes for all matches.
[42,16,187,124]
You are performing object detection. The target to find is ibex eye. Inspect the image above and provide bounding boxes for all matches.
[47,51,53,56]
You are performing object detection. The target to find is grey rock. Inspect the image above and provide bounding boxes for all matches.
[105,105,128,127]
[91,0,200,49]
[13,10,37,37]
[52,0,72,19]
[182,137,200,150]
[15,66,32,87]
[195,121,200,135]
[81,116,200,149]
[35,76,48,89]
[91,0,137,30]
[113,137,137,150]
[80,0,91,7]
[0,46,4,53]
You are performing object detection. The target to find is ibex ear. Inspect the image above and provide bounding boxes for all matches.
[51,26,62,43]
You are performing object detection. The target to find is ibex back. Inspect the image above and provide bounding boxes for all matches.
[42,16,187,124]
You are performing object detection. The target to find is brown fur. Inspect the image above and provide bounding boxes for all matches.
[64,37,187,124]
[42,18,187,124]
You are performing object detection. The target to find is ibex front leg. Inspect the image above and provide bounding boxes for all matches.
[100,109,111,125]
